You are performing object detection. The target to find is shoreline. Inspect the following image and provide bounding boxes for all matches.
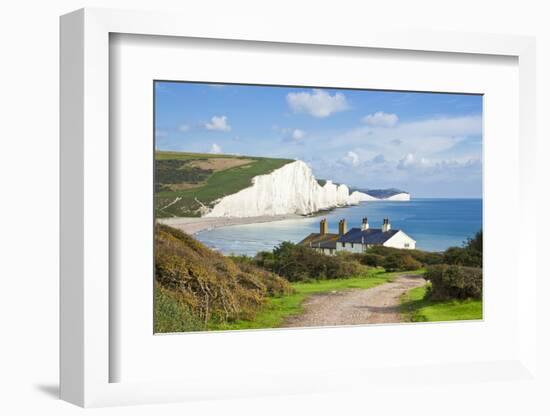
[156,198,417,236]
[156,200,393,236]
[157,214,305,235]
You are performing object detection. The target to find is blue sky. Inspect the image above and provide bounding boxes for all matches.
[155,82,482,198]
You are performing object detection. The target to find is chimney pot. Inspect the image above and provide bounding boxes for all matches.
[338,219,347,236]
[320,218,328,235]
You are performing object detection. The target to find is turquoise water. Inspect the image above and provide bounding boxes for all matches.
[196,198,482,256]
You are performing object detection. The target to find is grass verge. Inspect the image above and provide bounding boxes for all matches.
[400,284,482,322]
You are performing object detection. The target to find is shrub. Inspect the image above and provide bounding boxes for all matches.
[409,250,444,265]
[256,241,364,282]
[425,264,482,300]
[442,230,482,267]
[442,247,479,267]
[382,253,422,272]
[366,245,400,257]
[155,224,293,329]
[365,245,443,267]
[466,230,483,256]
[154,285,203,333]
[401,255,423,271]
[361,253,385,267]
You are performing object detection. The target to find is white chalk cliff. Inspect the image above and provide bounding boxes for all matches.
[384,192,410,201]
[204,160,375,218]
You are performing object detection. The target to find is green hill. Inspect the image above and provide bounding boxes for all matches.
[155,151,293,217]
[155,224,292,332]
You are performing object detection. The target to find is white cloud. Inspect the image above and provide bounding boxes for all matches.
[397,153,416,168]
[274,126,306,141]
[342,151,360,167]
[178,124,190,132]
[291,129,305,140]
[397,152,481,172]
[205,115,231,131]
[297,112,482,195]
[286,89,350,118]
[155,130,168,138]
[406,115,482,137]
[209,143,222,154]
[334,115,482,160]
[362,111,399,127]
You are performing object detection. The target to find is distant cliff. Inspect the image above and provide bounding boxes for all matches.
[204,160,374,218]
[384,192,410,201]
[359,188,411,201]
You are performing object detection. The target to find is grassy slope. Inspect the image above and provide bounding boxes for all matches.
[208,269,424,331]
[154,224,293,333]
[155,285,204,333]
[156,151,293,217]
[400,284,482,322]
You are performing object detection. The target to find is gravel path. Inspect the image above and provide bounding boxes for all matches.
[283,274,426,328]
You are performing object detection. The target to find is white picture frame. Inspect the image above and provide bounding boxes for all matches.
[60,7,538,408]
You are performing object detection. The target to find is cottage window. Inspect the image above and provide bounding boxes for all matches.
[404,243,410,248]
[342,242,346,248]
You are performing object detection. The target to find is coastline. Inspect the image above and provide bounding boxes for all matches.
[157,214,304,235]
[156,200,402,236]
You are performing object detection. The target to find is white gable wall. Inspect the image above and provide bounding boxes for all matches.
[382,230,416,249]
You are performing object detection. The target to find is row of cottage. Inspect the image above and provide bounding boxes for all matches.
[298,217,416,255]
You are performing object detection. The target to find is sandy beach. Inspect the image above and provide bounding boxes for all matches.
[157,214,303,235]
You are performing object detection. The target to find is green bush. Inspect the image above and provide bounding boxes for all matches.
[425,264,482,300]
[255,242,364,282]
[442,230,482,267]
[155,224,293,330]
[365,245,443,267]
[154,285,203,333]
[365,245,401,257]
[382,253,422,272]
[409,250,444,265]
[361,253,385,267]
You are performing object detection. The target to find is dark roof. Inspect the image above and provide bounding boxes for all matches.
[338,228,400,245]
[298,233,339,250]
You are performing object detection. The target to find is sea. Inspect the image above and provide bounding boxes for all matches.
[195,198,483,257]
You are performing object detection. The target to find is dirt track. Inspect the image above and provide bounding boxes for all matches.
[283,274,426,328]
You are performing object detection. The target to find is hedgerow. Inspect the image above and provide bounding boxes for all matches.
[255,242,364,282]
[425,264,482,300]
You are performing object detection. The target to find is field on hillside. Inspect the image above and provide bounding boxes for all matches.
[155,151,293,217]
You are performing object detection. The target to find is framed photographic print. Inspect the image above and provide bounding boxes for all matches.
[153,81,483,333]
[60,8,538,408]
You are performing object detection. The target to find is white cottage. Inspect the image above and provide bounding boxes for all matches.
[335,218,416,252]
[299,217,416,254]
